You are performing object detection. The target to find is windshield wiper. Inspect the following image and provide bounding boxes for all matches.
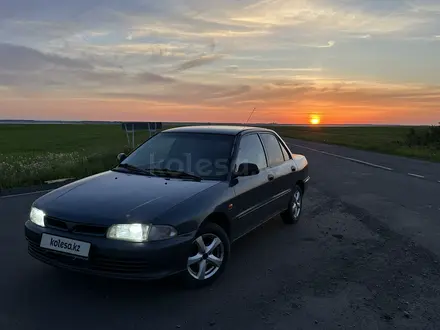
[114,163,156,176]
[148,168,202,181]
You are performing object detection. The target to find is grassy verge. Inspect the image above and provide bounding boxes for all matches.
[270,126,440,162]
[0,124,152,189]
[1,124,438,189]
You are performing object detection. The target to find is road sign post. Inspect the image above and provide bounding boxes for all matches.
[121,122,163,149]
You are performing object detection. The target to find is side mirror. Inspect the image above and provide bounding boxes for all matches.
[117,153,127,163]
[235,163,259,177]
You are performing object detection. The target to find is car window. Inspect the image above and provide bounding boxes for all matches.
[235,134,267,170]
[144,134,176,162]
[259,133,285,166]
[121,132,234,180]
[279,141,291,160]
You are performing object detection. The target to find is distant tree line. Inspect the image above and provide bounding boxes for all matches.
[405,123,440,148]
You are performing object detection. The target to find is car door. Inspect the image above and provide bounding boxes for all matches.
[277,134,302,188]
[258,133,294,216]
[229,133,274,238]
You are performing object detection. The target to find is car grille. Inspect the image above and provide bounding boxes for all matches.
[44,216,108,236]
[28,240,150,274]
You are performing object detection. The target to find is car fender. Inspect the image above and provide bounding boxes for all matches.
[292,154,308,171]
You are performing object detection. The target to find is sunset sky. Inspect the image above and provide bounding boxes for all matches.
[0,0,439,124]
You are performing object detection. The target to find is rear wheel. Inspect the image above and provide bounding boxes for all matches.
[182,223,230,288]
[281,184,303,224]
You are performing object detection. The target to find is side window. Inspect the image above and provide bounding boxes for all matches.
[235,134,267,170]
[279,141,291,160]
[259,133,285,167]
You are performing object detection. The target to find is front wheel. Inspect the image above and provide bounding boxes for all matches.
[181,223,230,288]
[281,184,303,224]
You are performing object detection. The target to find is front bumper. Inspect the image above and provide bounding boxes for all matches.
[25,221,195,280]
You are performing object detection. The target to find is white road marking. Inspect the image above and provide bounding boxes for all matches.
[0,189,53,199]
[290,143,394,171]
[408,173,425,179]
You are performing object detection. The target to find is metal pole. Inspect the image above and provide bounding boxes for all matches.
[124,124,130,147]
[132,127,135,149]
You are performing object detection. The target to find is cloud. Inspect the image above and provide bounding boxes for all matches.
[319,40,335,48]
[1,0,440,124]
[291,40,336,48]
[95,80,252,105]
[128,21,269,40]
[90,75,440,107]
[74,70,126,85]
[258,68,323,72]
[225,65,239,73]
[3,74,440,124]
[0,47,176,89]
[301,40,336,48]
[225,0,426,35]
[408,1,440,13]
[135,72,176,84]
[204,85,251,100]
[0,43,92,72]
[172,54,225,72]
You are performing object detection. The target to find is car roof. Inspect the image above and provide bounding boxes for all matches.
[162,125,274,136]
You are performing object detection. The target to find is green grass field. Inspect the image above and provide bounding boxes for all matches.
[0,124,152,189]
[271,125,439,161]
[0,124,438,189]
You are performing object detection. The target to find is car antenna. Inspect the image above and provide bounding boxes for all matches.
[246,107,256,125]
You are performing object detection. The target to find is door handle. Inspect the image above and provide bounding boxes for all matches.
[267,174,274,181]
[291,166,296,172]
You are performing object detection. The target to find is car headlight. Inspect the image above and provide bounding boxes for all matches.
[106,224,177,242]
[30,207,45,227]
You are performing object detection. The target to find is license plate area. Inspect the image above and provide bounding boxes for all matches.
[40,234,91,258]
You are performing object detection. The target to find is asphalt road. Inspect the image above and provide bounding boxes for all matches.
[1,139,440,330]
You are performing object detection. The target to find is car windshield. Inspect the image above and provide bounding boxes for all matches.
[118,132,235,180]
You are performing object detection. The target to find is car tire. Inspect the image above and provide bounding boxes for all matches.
[281,184,303,224]
[181,222,230,288]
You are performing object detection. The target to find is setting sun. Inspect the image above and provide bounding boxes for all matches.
[310,115,321,125]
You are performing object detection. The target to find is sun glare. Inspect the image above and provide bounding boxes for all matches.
[310,115,321,125]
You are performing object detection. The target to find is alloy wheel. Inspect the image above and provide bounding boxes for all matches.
[291,189,302,219]
[187,233,225,280]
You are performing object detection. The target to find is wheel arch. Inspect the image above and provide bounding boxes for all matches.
[200,212,231,238]
[296,180,304,193]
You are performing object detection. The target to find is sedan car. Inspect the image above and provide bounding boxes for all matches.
[25,125,310,287]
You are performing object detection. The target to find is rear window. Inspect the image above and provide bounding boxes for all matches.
[259,133,285,167]
[279,141,291,160]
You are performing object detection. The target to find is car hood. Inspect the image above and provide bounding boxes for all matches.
[35,171,219,225]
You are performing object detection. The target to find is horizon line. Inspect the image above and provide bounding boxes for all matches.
[0,119,433,127]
